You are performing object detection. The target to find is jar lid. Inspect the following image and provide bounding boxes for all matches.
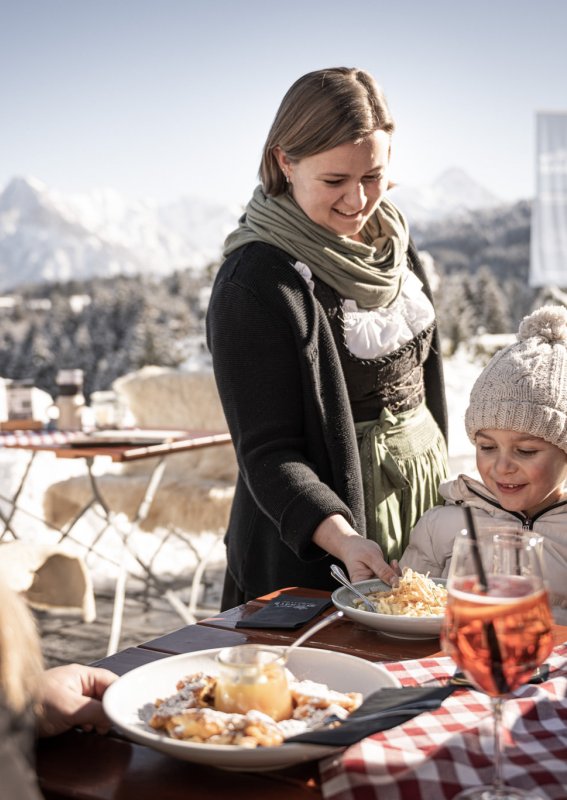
[6,378,34,388]
[216,645,283,670]
[90,390,117,403]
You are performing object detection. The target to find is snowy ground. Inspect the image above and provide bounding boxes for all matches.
[0,351,481,596]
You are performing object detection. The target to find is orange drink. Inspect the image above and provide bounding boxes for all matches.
[441,528,551,799]
[443,574,553,696]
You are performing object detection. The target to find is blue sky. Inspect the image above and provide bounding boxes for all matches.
[1,0,566,206]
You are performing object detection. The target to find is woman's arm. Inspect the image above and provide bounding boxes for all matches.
[208,270,355,558]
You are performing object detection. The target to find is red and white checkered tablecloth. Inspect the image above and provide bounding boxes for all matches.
[0,430,77,446]
[320,644,567,800]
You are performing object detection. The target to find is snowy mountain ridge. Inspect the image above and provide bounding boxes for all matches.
[388,167,505,225]
[0,176,242,291]
[0,169,507,291]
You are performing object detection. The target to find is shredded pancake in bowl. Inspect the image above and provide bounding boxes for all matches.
[354,568,447,616]
[142,670,362,748]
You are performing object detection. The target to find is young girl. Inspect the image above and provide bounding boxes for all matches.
[400,305,567,623]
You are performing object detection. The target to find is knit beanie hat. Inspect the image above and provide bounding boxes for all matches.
[464,305,567,454]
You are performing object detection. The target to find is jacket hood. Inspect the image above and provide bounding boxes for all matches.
[440,474,499,507]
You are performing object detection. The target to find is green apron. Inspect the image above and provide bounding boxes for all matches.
[356,401,448,562]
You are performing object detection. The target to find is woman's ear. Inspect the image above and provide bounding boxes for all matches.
[273,146,291,176]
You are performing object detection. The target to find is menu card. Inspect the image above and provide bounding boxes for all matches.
[235,595,333,629]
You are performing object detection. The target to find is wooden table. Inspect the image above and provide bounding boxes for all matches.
[36,587,567,800]
[0,428,232,653]
[0,428,232,539]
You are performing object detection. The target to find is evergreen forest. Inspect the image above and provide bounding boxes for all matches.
[0,200,561,400]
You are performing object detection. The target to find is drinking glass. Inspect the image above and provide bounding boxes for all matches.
[441,529,553,800]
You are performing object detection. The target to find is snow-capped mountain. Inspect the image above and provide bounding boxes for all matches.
[0,176,242,291]
[0,169,505,291]
[388,167,504,226]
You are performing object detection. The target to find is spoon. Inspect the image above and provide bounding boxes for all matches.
[277,609,344,662]
[330,564,376,613]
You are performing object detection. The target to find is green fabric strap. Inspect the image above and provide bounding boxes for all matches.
[356,403,448,562]
[223,185,410,310]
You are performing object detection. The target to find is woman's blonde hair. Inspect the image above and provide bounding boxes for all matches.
[260,67,395,196]
[0,579,43,712]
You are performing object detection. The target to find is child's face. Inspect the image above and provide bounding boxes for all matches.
[475,429,567,519]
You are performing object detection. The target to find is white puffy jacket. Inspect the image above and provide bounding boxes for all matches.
[399,474,567,624]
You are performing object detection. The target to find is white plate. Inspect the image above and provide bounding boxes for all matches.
[332,578,447,639]
[103,646,399,770]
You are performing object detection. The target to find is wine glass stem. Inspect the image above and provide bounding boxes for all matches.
[491,696,505,792]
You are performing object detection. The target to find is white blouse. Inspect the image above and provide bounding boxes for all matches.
[293,260,435,360]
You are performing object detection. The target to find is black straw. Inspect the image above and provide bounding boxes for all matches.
[463,506,508,693]
[463,506,488,590]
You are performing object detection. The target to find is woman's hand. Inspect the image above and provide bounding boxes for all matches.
[312,514,399,585]
[341,537,399,585]
[36,663,118,737]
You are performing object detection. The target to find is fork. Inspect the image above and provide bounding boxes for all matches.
[330,564,376,612]
[421,663,550,690]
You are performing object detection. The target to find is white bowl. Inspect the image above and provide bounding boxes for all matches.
[103,646,400,771]
[332,578,447,639]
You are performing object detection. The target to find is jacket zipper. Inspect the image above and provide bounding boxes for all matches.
[465,486,567,531]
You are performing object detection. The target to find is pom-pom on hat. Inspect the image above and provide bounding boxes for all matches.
[464,305,567,454]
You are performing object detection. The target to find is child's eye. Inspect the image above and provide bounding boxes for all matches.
[477,444,495,452]
[517,449,537,456]
[323,179,343,186]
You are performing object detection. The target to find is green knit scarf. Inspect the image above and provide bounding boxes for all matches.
[223,185,410,309]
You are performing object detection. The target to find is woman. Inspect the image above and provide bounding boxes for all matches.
[206,67,448,609]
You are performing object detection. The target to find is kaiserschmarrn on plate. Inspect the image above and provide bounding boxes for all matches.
[143,670,362,748]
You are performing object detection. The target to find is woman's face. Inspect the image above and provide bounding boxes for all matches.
[275,130,390,240]
[475,429,567,519]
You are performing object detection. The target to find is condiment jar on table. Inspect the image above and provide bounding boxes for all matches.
[214,645,293,721]
[55,369,85,431]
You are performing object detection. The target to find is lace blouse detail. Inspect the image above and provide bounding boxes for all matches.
[293,259,434,359]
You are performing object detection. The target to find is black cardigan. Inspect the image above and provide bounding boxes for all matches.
[206,242,447,600]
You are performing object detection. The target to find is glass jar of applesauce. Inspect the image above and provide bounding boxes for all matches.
[214,645,293,722]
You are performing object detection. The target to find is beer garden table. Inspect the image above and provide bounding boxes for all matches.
[36,587,567,800]
[0,428,232,543]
